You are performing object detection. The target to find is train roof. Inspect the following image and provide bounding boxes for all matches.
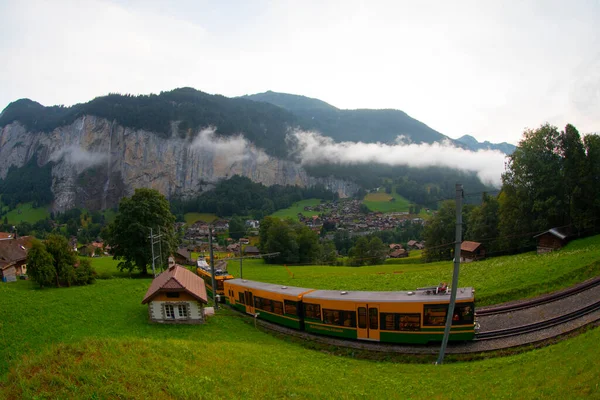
[226,278,314,297]
[303,287,475,303]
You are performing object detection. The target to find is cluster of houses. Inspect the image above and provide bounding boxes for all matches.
[299,200,424,235]
[387,240,426,258]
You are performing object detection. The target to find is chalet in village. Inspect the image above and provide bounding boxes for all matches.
[142,257,208,324]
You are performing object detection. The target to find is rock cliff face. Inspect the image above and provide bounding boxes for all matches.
[0,116,357,211]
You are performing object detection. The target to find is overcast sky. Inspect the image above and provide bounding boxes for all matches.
[0,0,598,144]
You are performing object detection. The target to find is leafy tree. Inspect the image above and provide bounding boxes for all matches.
[465,193,499,253]
[423,200,456,262]
[228,216,246,240]
[45,234,77,287]
[348,237,370,266]
[367,237,387,265]
[73,258,96,285]
[262,218,299,264]
[320,241,338,264]
[104,188,176,275]
[26,239,55,288]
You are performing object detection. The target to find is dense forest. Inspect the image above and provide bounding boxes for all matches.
[423,124,600,261]
[0,154,53,209]
[170,175,338,220]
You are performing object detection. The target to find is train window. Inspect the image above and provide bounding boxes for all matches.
[424,305,447,326]
[382,313,395,330]
[304,303,321,320]
[452,304,474,325]
[342,311,356,327]
[358,307,367,329]
[238,292,245,305]
[399,314,421,331]
[284,300,297,316]
[217,280,224,290]
[369,308,378,330]
[273,301,284,315]
[246,291,253,306]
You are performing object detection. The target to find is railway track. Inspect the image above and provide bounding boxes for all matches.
[476,276,600,316]
[475,299,600,340]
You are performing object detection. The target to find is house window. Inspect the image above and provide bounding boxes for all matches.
[166,292,180,298]
[178,304,189,318]
[165,304,175,319]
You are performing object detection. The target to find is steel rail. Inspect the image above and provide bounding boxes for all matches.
[476,300,600,340]
[476,276,600,316]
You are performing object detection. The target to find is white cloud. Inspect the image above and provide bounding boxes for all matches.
[189,127,269,165]
[49,145,108,169]
[289,130,507,187]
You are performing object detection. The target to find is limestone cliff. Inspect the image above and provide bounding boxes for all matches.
[0,116,357,211]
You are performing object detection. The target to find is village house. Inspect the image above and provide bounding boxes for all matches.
[460,241,486,263]
[389,249,409,258]
[239,238,250,245]
[243,245,260,256]
[534,228,569,254]
[0,236,32,282]
[389,243,403,251]
[245,220,260,229]
[174,247,194,265]
[141,257,208,324]
[226,243,241,253]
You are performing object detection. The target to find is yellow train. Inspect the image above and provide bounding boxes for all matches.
[196,258,233,301]
[224,279,475,344]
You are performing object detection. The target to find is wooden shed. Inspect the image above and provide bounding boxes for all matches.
[534,228,569,254]
[460,241,485,263]
[142,258,208,324]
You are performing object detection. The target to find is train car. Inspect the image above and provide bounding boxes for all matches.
[301,287,475,344]
[224,278,315,329]
[196,258,233,301]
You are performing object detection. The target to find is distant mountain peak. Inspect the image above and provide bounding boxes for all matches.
[456,135,515,155]
[241,91,338,112]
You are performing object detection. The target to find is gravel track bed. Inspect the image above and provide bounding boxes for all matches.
[477,276,600,313]
[477,287,600,332]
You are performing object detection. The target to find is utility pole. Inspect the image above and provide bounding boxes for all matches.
[148,227,163,278]
[239,243,243,279]
[436,183,463,365]
[157,226,163,272]
[208,225,218,310]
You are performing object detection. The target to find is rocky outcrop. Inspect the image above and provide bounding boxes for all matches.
[0,116,357,211]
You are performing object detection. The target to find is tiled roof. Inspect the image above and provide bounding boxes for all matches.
[0,237,32,264]
[141,265,208,304]
[461,241,482,252]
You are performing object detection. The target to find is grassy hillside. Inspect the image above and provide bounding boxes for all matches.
[363,187,410,212]
[2,202,50,224]
[0,278,598,398]
[183,212,219,224]
[227,235,600,306]
[270,198,322,220]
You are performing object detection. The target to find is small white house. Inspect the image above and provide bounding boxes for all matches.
[142,258,208,324]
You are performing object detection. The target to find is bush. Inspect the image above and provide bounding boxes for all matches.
[72,259,96,285]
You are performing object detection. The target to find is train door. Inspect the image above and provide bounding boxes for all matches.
[244,291,255,315]
[355,304,380,341]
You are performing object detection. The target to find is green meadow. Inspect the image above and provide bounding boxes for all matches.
[183,212,219,224]
[1,235,600,398]
[2,202,50,224]
[270,198,322,220]
[363,187,411,213]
